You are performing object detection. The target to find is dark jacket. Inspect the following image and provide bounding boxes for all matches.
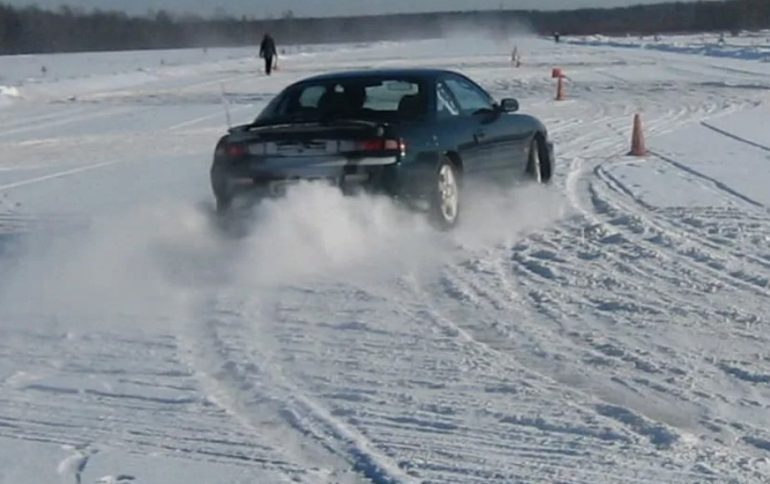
[260,35,277,58]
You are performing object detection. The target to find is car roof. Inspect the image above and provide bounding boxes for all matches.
[298,68,461,83]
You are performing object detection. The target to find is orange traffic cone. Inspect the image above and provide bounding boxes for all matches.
[629,114,647,156]
[556,75,566,101]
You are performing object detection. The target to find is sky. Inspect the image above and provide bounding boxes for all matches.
[7,0,703,19]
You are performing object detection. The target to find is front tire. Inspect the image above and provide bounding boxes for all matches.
[430,158,461,230]
[526,136,551,183]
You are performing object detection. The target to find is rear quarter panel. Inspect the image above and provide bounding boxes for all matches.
[397,122,443,200]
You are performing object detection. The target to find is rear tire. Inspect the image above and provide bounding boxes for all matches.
[215,193,232,214]
[430,158,461,230]
[211,163,233,215]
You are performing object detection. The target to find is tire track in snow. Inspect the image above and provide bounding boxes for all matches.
[593,160,770,296]
[194,274,684,482]
[398,271,740,483]
[598,155,770,276]
[546,75,768,301]
[0,105,135,140]
[284,276,714,483]
[585,155,770,454]
[700,121,770,153]
[461,50,770,481]
[0,104,93,131]
[0,327,305,478]
[544,67,770,471]
[181,298,415,484]
[435,193,770,481]
[648,150,767,208]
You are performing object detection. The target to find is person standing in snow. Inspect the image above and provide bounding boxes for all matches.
[259,34,278,75]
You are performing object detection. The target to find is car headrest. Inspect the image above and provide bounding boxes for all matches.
[398,94,426,119]
[318,91,349,114]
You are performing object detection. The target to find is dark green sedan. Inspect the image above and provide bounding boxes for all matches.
[210,68,554,229]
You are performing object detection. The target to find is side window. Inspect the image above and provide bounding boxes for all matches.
[436,82,460,119]
[277,85,326,115]
[297,85,326,108]
[444,77,493,115]
[364,80,419,111]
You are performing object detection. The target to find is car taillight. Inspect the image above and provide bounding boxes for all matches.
[225,143,247,157]
[360,139,385,152]
[357,138,406,153]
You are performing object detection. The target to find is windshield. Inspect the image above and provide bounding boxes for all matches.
[260,77,430,123]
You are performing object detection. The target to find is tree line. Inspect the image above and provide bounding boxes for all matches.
[1,0,769,55]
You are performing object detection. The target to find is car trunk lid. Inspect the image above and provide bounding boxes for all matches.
[226,120,403,159]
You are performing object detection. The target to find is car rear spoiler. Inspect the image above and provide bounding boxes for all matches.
[229,118,387,135]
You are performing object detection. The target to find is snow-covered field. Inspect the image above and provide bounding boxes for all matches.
[1,31,770,483]
[568,30,770,62]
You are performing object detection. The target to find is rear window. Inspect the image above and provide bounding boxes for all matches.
[270,77,429,121]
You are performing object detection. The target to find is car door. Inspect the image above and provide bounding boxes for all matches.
[443,75,509,176]
[433,80,482,174]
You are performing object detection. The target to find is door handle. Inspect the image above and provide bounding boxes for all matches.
[474,131,486,142]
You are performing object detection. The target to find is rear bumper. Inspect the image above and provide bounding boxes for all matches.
[212,155,406,200]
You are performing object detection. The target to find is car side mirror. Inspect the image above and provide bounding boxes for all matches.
[499,98,519,113]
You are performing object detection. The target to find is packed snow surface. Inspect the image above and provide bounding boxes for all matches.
[1,32,770,483]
